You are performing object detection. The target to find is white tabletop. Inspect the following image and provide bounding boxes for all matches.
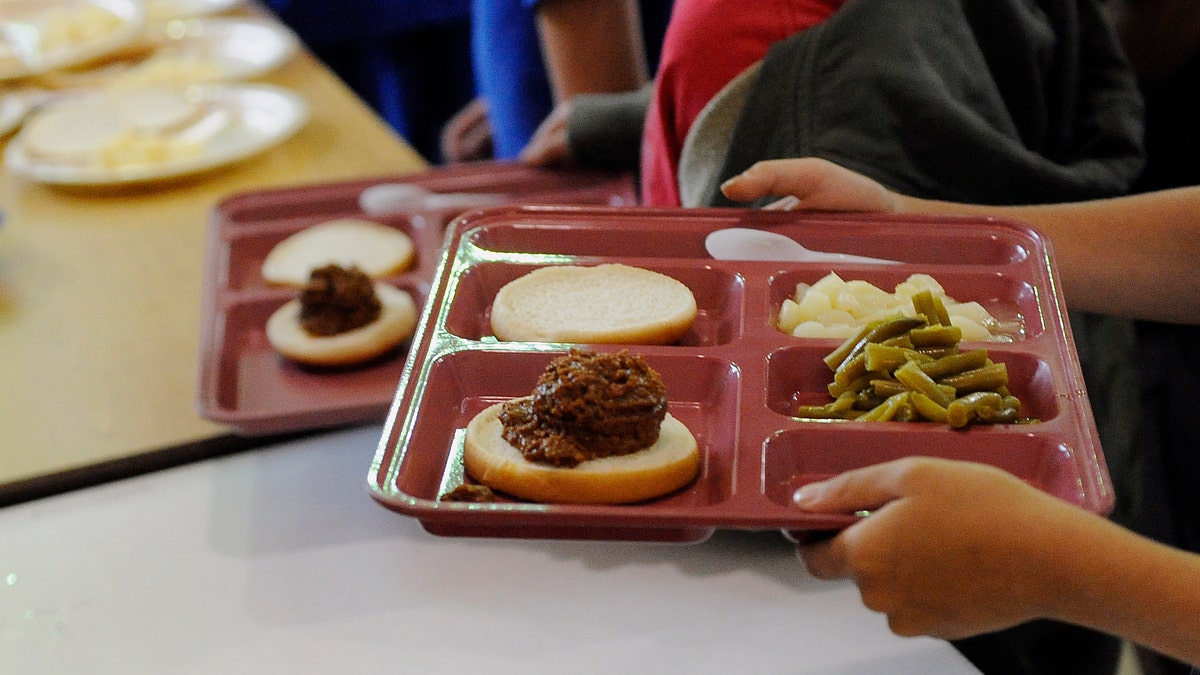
[2,425,980,674]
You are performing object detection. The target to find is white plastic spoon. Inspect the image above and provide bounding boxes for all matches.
[705,227,899,264]
[358,182,508,216]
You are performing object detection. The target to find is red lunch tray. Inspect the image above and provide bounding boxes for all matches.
[367,205,1113,542]
[196,162,638,435]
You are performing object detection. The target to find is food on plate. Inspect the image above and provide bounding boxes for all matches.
[778,272,1022,341]
[462,348,700,504]
[0,1,129,76]
[28,2,129,53]
[796,290,1034,428]
[108,54,226,88]
[261,218,415,288]
[265,264,417,367]
[490,263,697,344]
[18,86,226,167]
[146,0,240,23]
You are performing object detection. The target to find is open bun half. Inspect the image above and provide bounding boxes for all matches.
[489,264,697,344]
[262,218,415,287]
[463,400,700,504]
[265,283,417,366]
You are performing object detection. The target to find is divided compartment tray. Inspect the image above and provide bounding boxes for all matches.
[368,205,1112,542]
[196,163,637,434]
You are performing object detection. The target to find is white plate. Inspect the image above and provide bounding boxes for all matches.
[0,91,30,136]
[0,0,145,81]
[3,83,309,185]
[115,17,297,84]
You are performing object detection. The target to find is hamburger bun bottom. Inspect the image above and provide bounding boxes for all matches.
[463,400,700,504]
[265,283,417,367]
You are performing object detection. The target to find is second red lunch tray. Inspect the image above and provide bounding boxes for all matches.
[196,163,637,435]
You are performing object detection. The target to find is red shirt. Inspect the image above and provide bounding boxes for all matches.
[640,0,846,206]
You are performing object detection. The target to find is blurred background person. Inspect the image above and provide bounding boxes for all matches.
[265,0,476,163]
[440,0,672,163]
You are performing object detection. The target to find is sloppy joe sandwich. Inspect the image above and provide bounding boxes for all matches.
[266,264,417,367]
[463,349,700,504]
[490,263,697,344]
[262,218,415,288]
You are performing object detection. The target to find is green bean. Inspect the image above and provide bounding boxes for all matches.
[828,374,872,398]
[912,289,951,326]
[797,403,846,419]
[824,316,928,371]
[855,388,887,411]
[869,378,909,398]
[946,391,1011,428]
[919,349,990,379]
[894,360,955,407]
[863,342,932,373]
[801,294,1032,427]
[893,401,921,422]
[831,390,858,414]
[909,391,949,423]
[938,362,1009,393]
[823,324,876,371]
[879,334,916,349]
[1001,394,1022,415]
[856,392,911,422]
[833,353,869,388]
[915,346,959,359]
[909,324,962,348]
[797,391,857,419]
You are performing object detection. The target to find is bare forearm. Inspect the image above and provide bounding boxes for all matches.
[535,0,648,102]
[1047,516,1200,666]
[892,189,1200,324]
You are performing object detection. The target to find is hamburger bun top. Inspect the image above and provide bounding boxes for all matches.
[261,218,415,288]
[490,263,697,345]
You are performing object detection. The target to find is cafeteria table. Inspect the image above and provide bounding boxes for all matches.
[2,423,982,674]
[0,2,426,504]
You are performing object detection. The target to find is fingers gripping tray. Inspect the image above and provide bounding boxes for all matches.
[368,206,1112,542]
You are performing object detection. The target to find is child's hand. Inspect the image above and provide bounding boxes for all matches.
[794,457,1088,639]
[720,158,900,213]
[519,101,574,167]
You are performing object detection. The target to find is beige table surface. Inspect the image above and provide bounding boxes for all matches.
[0,6,427,501]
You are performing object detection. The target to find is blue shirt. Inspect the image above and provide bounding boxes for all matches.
[472,0,673,160]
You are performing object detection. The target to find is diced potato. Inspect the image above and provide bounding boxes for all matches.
[814,309,857,327]
[778,298,804,333]
[949,301,995,326]
[808,272,846,297]
[792,321,832,338]
[778,272,1016,341]
[833,290,862,315]
[795,289,833,320]
[895,273,946,301]
[845,279,894,306]
[950,315,991,341]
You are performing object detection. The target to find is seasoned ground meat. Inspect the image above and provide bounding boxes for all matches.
[499,348,668,467]
[439,483,496,502]
[297,264,382,336]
